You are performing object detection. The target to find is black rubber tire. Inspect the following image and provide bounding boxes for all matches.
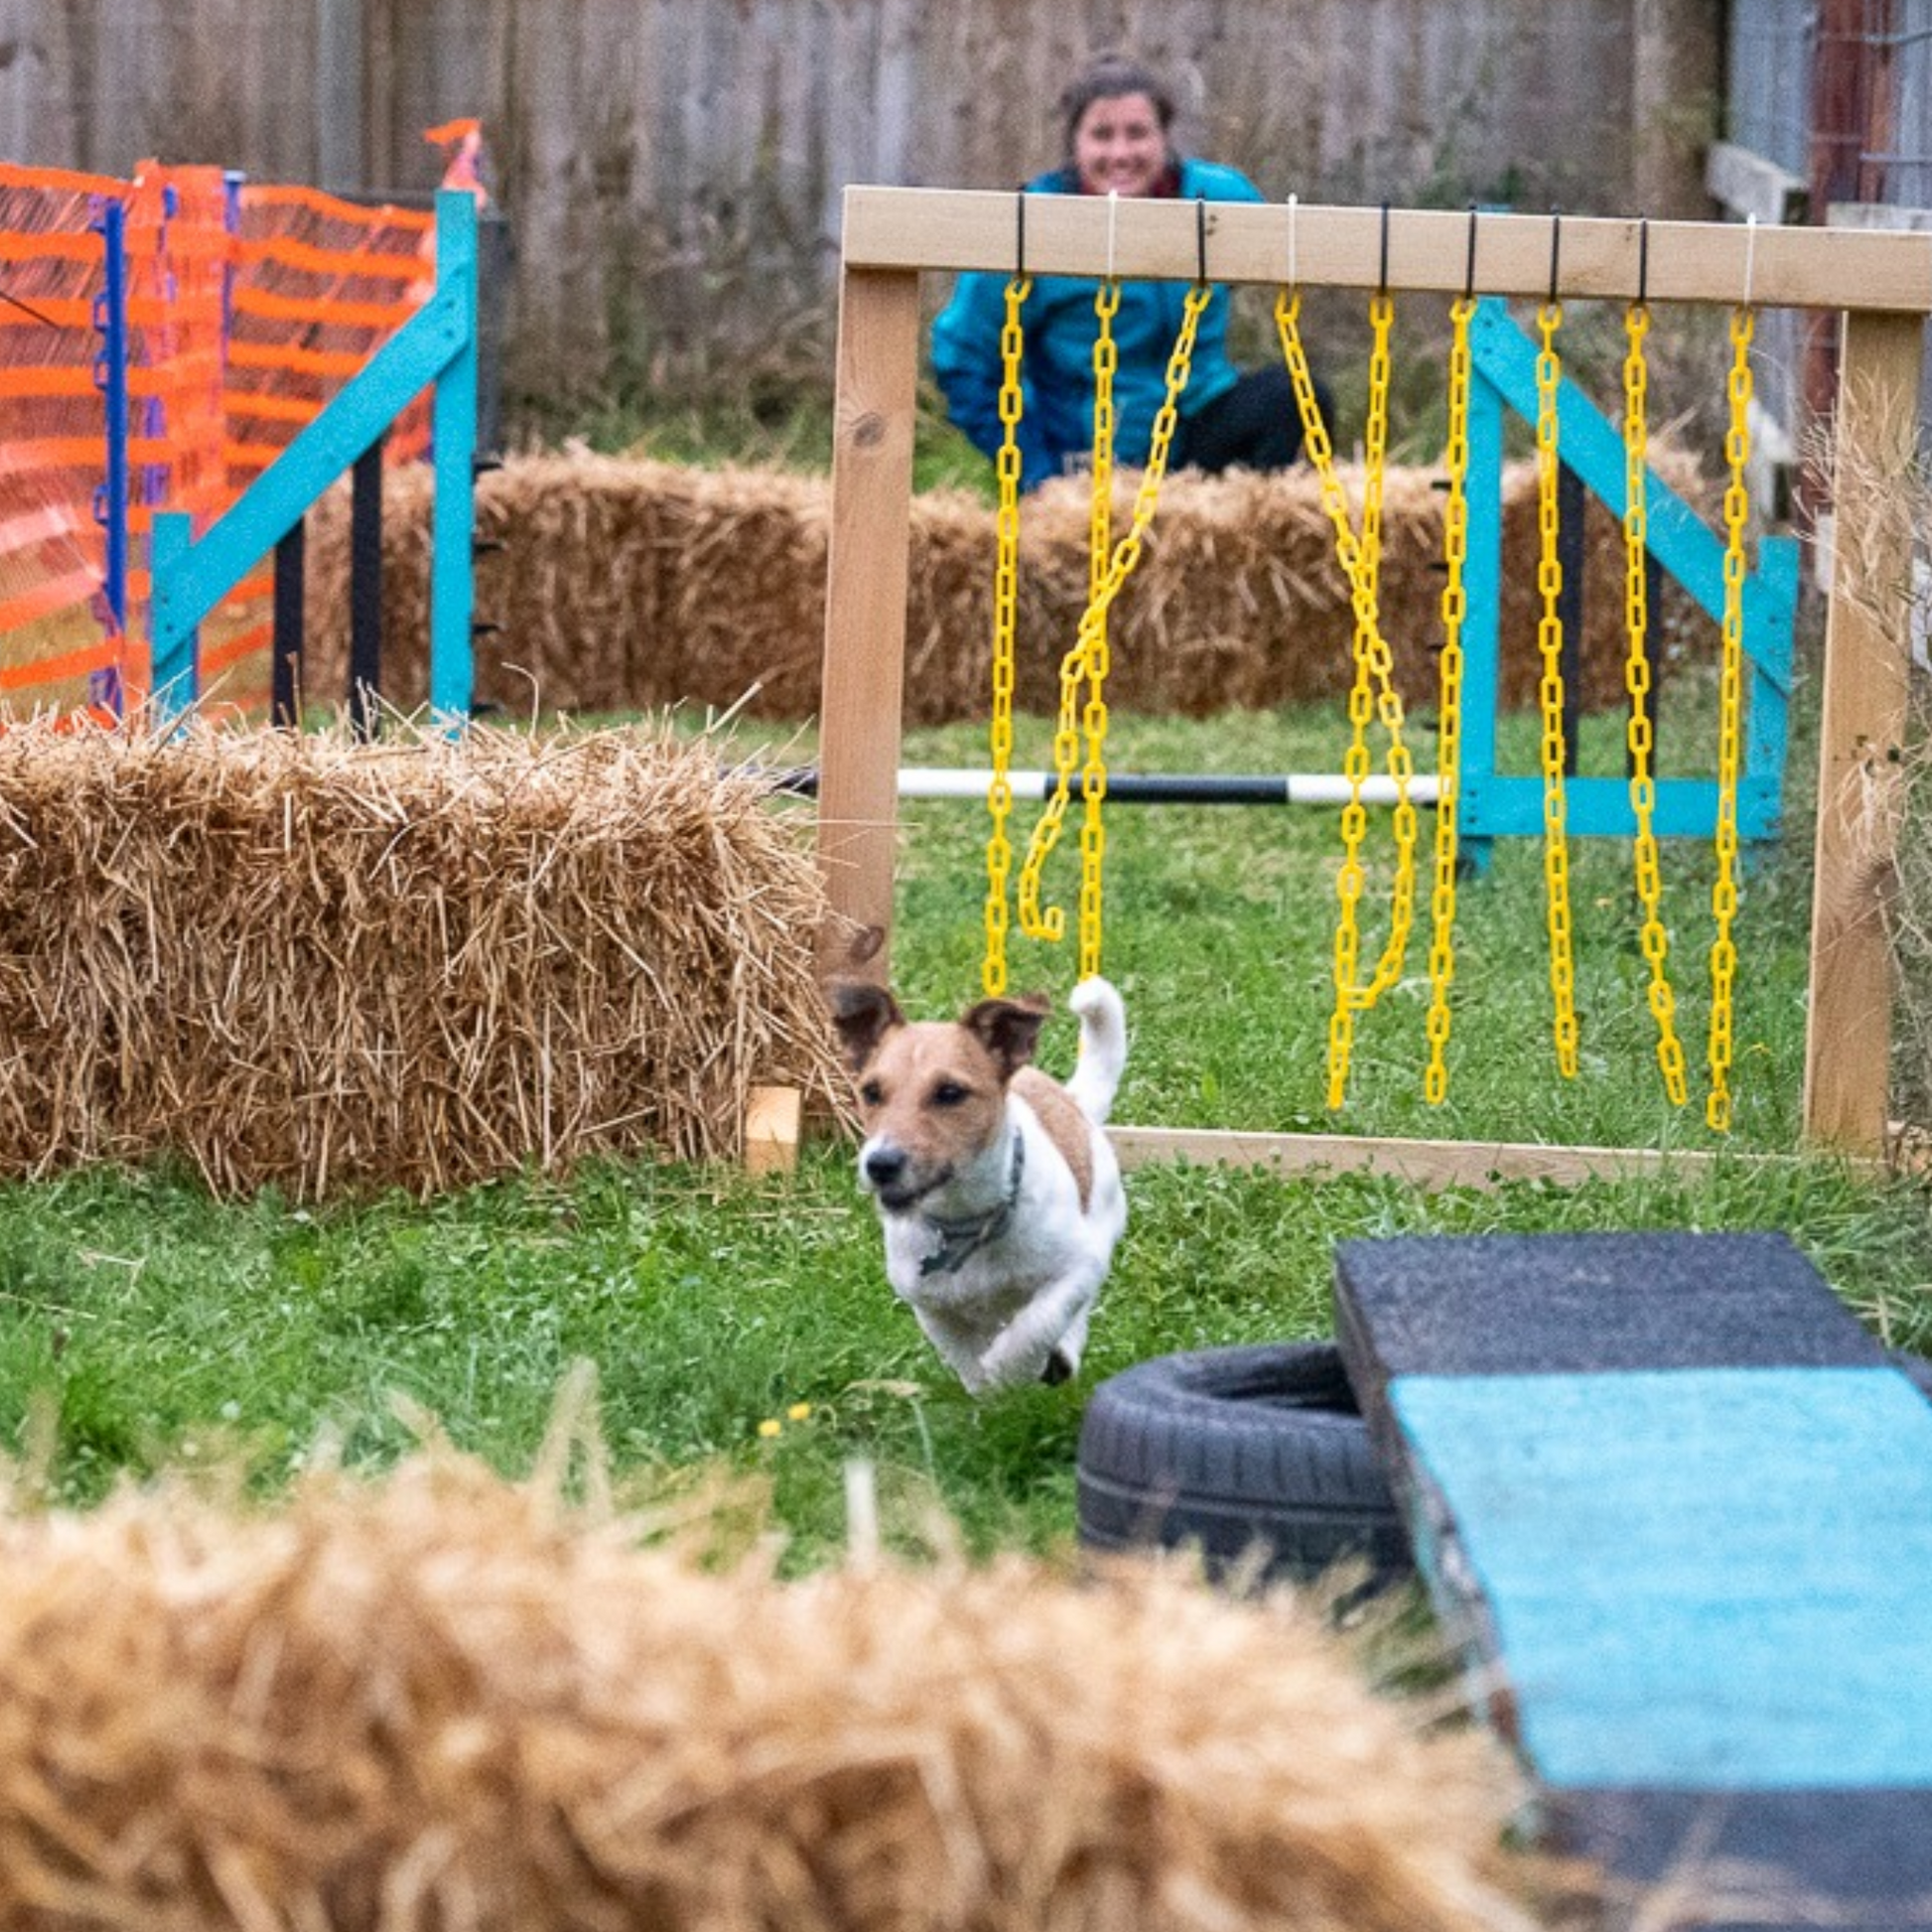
[1076,1341,1412,1588]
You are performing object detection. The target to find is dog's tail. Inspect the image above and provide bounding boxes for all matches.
[1064,977,1128,1125]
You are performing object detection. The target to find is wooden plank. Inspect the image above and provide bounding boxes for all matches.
[841,186,1932,313]
[1705,139,1810,225]
[744,1085,802,1176]
[1111,1125,1889,1188]
[1108,1126,1738,1190]
[1803,309,1922,1152]
[814,260,920,984]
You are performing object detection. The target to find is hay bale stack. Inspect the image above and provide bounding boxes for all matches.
[0,1433,1548,1931]
[0,717,841,1197]
[305,452,1700,724]
[306,454,830,719]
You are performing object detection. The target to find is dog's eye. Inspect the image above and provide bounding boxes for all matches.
[930,1079,970,1107]
[859,1078,884,1106]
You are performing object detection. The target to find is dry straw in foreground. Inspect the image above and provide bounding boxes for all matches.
[0,1387,1549,1932]
[0,715,844,1198]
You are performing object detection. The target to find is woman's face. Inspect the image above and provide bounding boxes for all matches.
[1072,90,1169,198]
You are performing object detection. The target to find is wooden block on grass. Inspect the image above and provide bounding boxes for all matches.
[744,1085,801,1176]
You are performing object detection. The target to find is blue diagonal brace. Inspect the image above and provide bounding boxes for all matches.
[1458,297,1796,856]
[1469,298,1795,697]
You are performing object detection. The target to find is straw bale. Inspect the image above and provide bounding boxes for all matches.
[305,451,1707,725]
[1890,676,1932,1133]
[0,1422,1551,1932]
[0,714,842,1198]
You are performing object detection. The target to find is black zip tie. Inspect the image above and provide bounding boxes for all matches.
[1379,200,1391,295]
[1548,207,1562,306]
[1463,204,1479,302]
[1016,190,1027,279]
[1637,213,1650,307]
[1194,195,1208,285]
[0,285,59,329]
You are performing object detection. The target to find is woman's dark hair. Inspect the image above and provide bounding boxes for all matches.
[1058,54,1176,160]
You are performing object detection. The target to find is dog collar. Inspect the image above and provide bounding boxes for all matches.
[918,1135,1026,1279]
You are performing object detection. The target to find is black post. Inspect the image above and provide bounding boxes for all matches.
[348,435,384,740]
[1557,463,1586,776]
[271,516,305,729]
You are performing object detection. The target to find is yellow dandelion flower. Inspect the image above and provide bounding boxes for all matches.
[787,1402,813,1423]
[758,1418,782,1440]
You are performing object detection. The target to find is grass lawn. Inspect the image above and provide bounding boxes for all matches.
[0,699,1927,1571]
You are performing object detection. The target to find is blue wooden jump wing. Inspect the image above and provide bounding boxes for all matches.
[1459,299,1799,857]
[149,188,479,728]
[1333,1231,1932,1928]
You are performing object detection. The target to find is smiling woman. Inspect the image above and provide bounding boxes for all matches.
[928,52,1332,493]
[1062,57,1174,199]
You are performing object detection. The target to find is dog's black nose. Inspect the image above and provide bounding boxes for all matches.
[864,1147,908,1191]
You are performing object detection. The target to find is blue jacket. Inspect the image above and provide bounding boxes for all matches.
[930,158,1267,492]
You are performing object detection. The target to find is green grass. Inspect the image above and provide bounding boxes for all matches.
[0,701,1928,1569]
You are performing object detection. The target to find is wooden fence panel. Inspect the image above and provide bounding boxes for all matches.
[0,0,1716,408]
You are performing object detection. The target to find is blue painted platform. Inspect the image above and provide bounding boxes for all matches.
[1333,1232,1932,1929]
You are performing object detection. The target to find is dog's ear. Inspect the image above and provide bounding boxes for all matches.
[961,993,1049,1082]
[826,980,903,1073]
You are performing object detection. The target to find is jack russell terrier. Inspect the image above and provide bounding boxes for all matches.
[829,977,1129,1396]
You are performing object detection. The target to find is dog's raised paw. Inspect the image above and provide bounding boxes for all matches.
[1040,1346,1074,1386]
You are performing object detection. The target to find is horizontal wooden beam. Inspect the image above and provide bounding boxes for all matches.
[842,186,1932,314]
[1108,1125,1883,1191]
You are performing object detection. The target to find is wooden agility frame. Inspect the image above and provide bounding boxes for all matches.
[814,188,1922,1186]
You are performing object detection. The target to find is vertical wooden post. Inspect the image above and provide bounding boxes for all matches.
[1631,0,1722,219]
[1803,308,1922,1152]
[814,259,921,984]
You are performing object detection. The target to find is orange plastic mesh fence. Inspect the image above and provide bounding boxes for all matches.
[228,183,436,483]
[0,162,124,718]
[126,163,243,708]
[0,157,445,723]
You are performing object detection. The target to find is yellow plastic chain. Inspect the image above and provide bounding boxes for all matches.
[1089,283,1118,600]
[1274,289,1420,1108]
[1619,301,1689,1106]
[1533,299,1580,1079]
[981,272,1031,998]
[1707,304,1753,1132]
[1344,294,1420,1009]
[1424,294,1474,1104]
[1079,281,1121,981]
[1018,281,1210,948]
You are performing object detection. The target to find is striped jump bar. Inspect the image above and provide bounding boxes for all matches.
[765,767,1442,806]
[1332,1231,1932,1928]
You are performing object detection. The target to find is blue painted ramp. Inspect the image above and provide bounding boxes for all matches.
[1333,1232,1932,1929]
